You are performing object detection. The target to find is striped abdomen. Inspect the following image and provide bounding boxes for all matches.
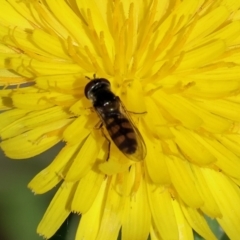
[105,116,137,155]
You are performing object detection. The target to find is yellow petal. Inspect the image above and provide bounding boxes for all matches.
[184,104,231,133]
[122,179,151,240]
[9,57,83,77]
[171,127,216,165]
[144,136,171,184]
[185,80,240,99]
[28,143,83,194]
[71,169,105,213]
[200,137,240,179]
[112,165,137,197]
[45,0,94,48]
[1,119,70,159]
[186,6,229,47]
[216,134,240,157]
[63,115,93,144]
[203,168,240,239]
[32,29,71,60]
[0,89,13,110]
[185,66,240,81]
[150,225,161,240]
[30,1,71,39]
[120,79,146,113]
[0,106,70,140]
[144,97,174,139]
[28,169,62,195]
[96,177,124,240]
[37,182,73,239]
[195,112,230,139]
[179,40,226,70]
[166,155,203,208]
[147,182,179,240]
[98,157,131,175]
[152,0,200,63]
[76,0,113,48]
[220,0,240,12]
[11,90,57,110]
[69,98,92,115]
[0,51,15,69]
[191,165,222,218]
[206,21,240,47]
[1,27,59,60]
[76,180,106,240]
[172,198,194,240]
[0,108,29,131]
[0,1,33,28]
[65,131,103,181]
[35,74,85,90]
[154,92,202,129]
[181,202,217,240]
[196,99,240,122]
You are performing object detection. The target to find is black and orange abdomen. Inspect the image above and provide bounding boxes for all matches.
[105,115,138,155]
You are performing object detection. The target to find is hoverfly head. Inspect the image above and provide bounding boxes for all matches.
[84,78,110,101]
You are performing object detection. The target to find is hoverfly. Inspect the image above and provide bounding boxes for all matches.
[84,77,146,161]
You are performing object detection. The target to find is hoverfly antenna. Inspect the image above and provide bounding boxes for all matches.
[85,74,97,81]
[85,76,91,81]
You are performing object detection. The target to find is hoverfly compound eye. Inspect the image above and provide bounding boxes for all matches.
[84,78,111,100]
[84,81,94,99]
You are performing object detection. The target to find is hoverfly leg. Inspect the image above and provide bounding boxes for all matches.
[94,121,103,130]
[127,110,147,115]
[94,122,111,161]
[100,127,111,162]
[105,137,111,162]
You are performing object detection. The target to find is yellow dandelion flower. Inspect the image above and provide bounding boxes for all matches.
[1,0,240,239]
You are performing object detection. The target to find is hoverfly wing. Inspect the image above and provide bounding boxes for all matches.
[94,97,146,161]
[117,98,147,161]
